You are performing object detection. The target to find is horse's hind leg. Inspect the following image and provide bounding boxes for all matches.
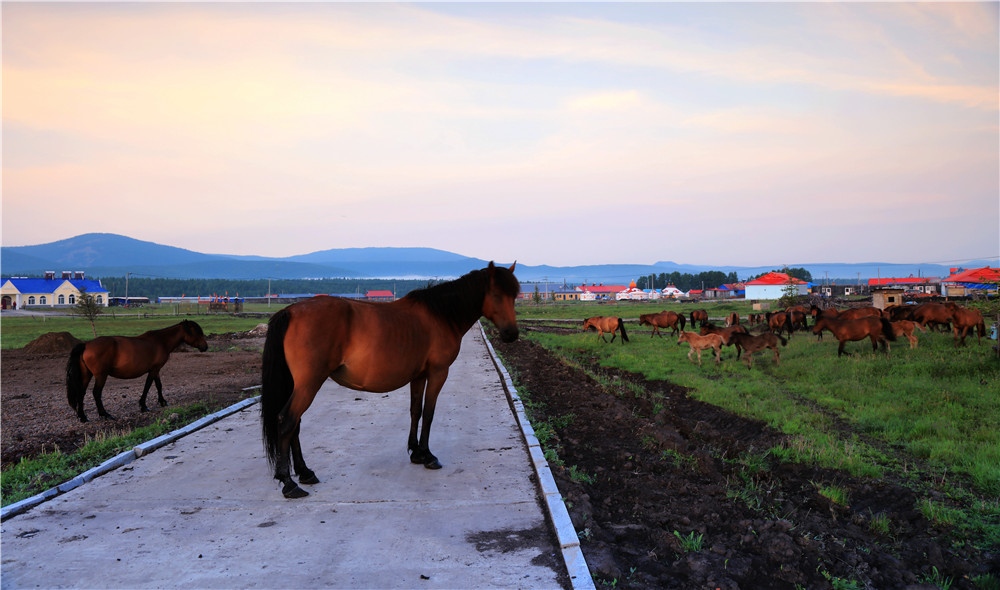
[409,374,445,470]
[290,424,319,485]
[153,372,167,407]
[92,376,117,420]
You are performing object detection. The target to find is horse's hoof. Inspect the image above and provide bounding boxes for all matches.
[298,472,320,485]
[424,458,443,470]
[140,407,149,413]
[78,416,88,423]
[101,413,118,421]
[282,483,309,499]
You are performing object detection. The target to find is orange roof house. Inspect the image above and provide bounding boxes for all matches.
[744,272,808,300]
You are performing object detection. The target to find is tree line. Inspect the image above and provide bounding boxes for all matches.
[96,277,433,299]
[634,267,813,292]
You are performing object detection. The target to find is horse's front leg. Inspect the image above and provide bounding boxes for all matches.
[139,374,154,412]
[152,372,167,407]
[408,377,428,463]
[92,376,117,421]
[410,373,447,470]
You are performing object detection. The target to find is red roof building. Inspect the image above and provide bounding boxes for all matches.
[941,267,1000,295]
[744,272,808,300]
[366,290,395,301]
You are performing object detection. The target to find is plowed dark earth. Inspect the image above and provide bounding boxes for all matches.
[487,326,998,589]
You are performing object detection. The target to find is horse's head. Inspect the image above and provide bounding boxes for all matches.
[182,320,209,352]
[482,262,519,343]
[638,314,650,326]
[583,318,596,331]
[677,331,687,345]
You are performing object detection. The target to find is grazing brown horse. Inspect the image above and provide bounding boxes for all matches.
[812,316,896,356]
[66,320,209,422]
[261,262,520,499]
[912,302,953,332]
[728,332,787,369]
[725,312,740,327]
[889,320,925,350]
[838,306,882,321]
[584,316,629,343]
[947,304,986,347]
[677,331,722,366]
[885,305,915,322]
[787,310,808,334]
[690,309,709,329]
[638,310,685,337]
[700,322,749,358]
[766,311,793,338]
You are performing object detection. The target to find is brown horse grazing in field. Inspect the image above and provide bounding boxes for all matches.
[812,316,896,357]
[584,316,630,343]
[838,306,882,321]
[690,309,708,329]
[912,302,953,332]
[677,331,723,366]
[725,312,740,327]
[66,320,209,423]
[787,310,808,334]
[700,323,749,358]
[885,305,915,322]
[728,332,787,369]
[766,311,793,338]
[261,262,520,499]
[639,311,686,337]
[889,320,925,350]
[947,304,986,347]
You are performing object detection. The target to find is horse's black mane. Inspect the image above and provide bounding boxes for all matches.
[405,265,519,331]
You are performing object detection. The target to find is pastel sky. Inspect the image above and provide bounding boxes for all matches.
[3,2,998,267]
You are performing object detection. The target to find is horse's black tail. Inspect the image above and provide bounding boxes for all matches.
[66,343,86,412]
[880,317,897,341]
[678,315,686,330]
[618,318,629,343]
[261,308,294,470]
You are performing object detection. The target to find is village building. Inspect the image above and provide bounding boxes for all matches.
[744,272,809,300]
[616,281,648,301]
[660,284,686,298]
[576,283,628,301]
[867,276,940,295]
[1,272,109,309]
[941,267,1000,296]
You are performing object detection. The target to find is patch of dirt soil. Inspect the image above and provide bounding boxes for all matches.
[1,329,266,468]
[489,328,998,589]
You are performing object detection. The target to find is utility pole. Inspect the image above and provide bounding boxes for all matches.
[268,278,272,308]
[125,272,130,305]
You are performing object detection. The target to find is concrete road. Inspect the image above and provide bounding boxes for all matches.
[1,328,570,589]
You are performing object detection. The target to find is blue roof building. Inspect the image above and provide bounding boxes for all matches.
[1,274,110,309]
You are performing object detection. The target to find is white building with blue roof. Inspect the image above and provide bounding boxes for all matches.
[1,271,109,309]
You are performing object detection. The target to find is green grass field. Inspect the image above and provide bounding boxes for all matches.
[0,304,279,349]
[511,300,999,548]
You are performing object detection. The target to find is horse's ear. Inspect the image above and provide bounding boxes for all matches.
[509,261,516,272]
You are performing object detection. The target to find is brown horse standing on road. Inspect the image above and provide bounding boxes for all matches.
[677,331,723,366]
[260,262,520,499]
[638,310,685,337]
[66,320,209,422]
[690,309,709,329]
[728,331,787,369]
[812,316,896,357]
[946,304,986,347]
[584,316,629,343]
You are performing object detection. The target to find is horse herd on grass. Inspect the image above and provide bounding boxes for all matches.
[584,300,989,369]
[58,265,988,499]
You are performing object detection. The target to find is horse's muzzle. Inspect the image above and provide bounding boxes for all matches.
[499,327,519,343]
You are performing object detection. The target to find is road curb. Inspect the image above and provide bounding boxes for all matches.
[1,387,262,522]
[479,323,595,590]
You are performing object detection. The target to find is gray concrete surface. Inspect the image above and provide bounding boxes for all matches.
[1,328,571,589]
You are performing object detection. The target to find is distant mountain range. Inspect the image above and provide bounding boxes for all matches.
[2,233,995,284]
